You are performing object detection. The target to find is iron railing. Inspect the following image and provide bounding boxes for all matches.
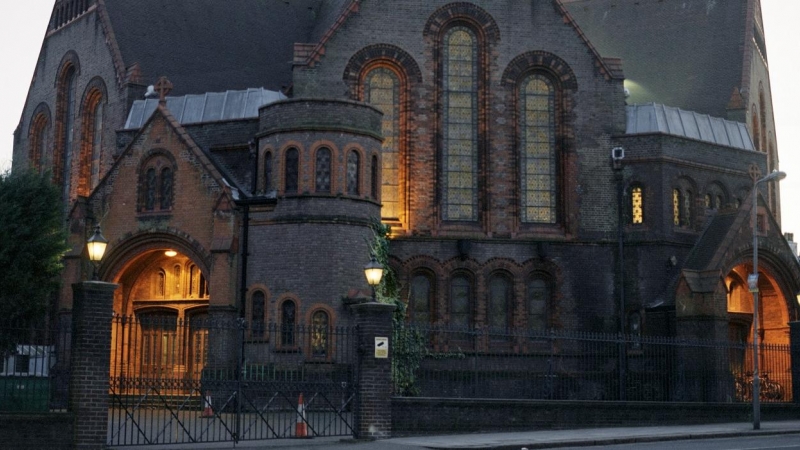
[109,315,359,446]
[0,318,71,412]
[394,325,792,403]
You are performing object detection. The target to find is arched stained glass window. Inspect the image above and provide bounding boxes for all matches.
[347,150,360,196]
[442,26,478,222]
[251,291,265,339]
[528,275,550,330]
[488,275,512,332]
[409,274,432,324]
[285,148,299,194]
[450,274,472,328]
[364,68,400,217]
[311,310,329,358]
[520,74,557,224]
[29,114,49,172]
[315,147,331,193]
[683,190,693,227]
[631,185,643,224]
[281,300,296,346]
[90,101,103,190]
[57,66,77,189]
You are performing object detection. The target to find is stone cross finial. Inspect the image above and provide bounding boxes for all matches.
[749,164,762,183]
[155,76,173,103]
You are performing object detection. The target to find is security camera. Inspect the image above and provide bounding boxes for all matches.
[611,147,625,161]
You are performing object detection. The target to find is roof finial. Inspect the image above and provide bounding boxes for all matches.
[154,76,173,104]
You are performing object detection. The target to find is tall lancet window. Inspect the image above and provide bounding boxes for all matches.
[364,68,400,219]
[442,26,479,221]
[519,74,557,224]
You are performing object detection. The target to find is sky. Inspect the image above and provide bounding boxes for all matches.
[0,1,798,234]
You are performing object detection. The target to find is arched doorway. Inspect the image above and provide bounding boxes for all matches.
[726,263,792,401]
[108,247,210,383]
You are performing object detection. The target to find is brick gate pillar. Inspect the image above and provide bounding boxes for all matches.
[70,281,117,450]
[351,302,395,439]
[789,321,800,403]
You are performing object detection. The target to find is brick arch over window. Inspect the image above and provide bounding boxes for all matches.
[501,51,579,91]
[343,44,422,99]
[137,150,178,213]
[28,103,52,173]
[77,77,108,196]
[423,2,501,43]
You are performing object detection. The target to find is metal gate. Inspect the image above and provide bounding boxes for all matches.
[108,315,358,446]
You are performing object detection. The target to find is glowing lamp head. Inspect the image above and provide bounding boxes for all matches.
[86,225,108,263]
[165,250,178,257]
[363,256,384,287]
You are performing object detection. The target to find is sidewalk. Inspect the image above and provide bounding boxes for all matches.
[109,420,800,450]
[385,420,800,449]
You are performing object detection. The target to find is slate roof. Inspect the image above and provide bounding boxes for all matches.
[683,211,738,271]
[562,0,746,118]
[124,88,286,129]
[626,104,754,151]
[104,0,323,95]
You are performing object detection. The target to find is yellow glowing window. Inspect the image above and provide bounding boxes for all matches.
[631,186,643,224]
[673,189,681,226]
[364,68,400,219]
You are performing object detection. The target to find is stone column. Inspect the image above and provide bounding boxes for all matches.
[351,302,395,439]
[789,321,800,403]
[70,281,117,450]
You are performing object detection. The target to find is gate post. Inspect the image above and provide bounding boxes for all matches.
[789,321,800,403]
[351,302,395,439]
[70,281,117,450]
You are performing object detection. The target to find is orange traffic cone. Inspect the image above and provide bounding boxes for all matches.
[295,393,308,437]
[201,392,214,418]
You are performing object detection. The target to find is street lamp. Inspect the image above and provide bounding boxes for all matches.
[363,256,384,303]
[86,225,109,280]
[750,169,786,430]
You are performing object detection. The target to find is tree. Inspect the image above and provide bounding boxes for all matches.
[0,169,69,353]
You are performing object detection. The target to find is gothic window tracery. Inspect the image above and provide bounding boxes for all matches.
[139,155,174,213]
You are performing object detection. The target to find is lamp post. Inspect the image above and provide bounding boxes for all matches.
[750,169,786,430]
[86,225,109,280]
[363,256,384,303]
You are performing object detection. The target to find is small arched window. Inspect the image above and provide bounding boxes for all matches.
[450,274,473,328]
[284,148,299,194]
[751,105,761,152]
[281,300,296,346]
[251,291,266,339]
[487,274,512,332]
[156,269,166,298]
[79,86,105,197]
[263,151,274,194]
[187,264,207,298]
[631,185,643,224]
[315,147,331,193]
[172,265,181,296]
[311,310,330,358]
[528,274,551,330]
[409,273,433,324]
[346,150,360,196]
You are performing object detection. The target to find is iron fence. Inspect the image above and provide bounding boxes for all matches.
[109,315,358,446]
[394,325,792,403]
[0,318,71,412]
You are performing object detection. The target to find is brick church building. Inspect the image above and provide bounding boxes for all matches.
[11,0,800,376]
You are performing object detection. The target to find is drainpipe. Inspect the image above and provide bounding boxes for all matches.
[240,140,257,319]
